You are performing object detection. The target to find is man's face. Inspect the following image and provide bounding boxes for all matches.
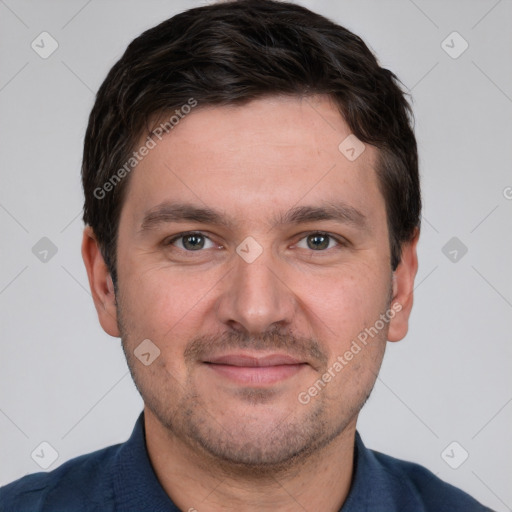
[111,95,404,468]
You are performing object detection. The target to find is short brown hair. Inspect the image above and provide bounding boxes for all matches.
[82,0,421,284]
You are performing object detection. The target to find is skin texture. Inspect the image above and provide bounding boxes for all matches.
[82,94,419,511]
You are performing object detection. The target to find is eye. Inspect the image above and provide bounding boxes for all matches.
[167,232,216,251]
[296,232,340,251]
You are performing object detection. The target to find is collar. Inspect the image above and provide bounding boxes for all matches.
[111,412,402,512]
[112,413,180,511]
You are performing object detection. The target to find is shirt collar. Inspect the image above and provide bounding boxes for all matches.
[112,412,180,512]
[111,412,397,512]
[340,431,399,511]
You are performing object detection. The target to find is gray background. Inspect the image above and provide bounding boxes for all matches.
[0,0,511,510]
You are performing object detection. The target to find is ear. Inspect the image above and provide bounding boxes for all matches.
[387,228,419,342]
[81,226,120,337]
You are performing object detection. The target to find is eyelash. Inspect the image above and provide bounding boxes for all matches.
[164,231,346,252]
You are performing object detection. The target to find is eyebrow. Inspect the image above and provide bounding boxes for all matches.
[140,203,226,231]
[275,202,368,230]
[139,201,368,232]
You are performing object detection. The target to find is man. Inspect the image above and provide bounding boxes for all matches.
[0,1,494,510]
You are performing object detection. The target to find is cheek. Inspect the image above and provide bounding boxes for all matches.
[297,261,391,349]
[117,260,220,348]
[301,266,390,404]
[121,255,184,310]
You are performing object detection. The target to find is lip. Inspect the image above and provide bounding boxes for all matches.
[206,353,303,366]
[204,353,307,385]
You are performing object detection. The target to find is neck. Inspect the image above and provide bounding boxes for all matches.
[144,408,357,512]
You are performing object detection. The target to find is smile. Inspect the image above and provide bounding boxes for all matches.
[203,353,308,385]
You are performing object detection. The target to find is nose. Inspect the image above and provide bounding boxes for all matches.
[215,248,296,335]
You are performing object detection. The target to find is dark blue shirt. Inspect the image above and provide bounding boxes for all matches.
[0,413,493,511]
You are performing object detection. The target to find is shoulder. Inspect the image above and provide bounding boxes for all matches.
[0,443,121,512]
[370,448,494,511]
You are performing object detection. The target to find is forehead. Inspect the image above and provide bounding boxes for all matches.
[121,95,385,229]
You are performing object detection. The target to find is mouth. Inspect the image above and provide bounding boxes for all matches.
[203,353,308,385]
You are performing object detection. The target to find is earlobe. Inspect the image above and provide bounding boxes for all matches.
[81,226,120,337]
[387,228,420,343]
